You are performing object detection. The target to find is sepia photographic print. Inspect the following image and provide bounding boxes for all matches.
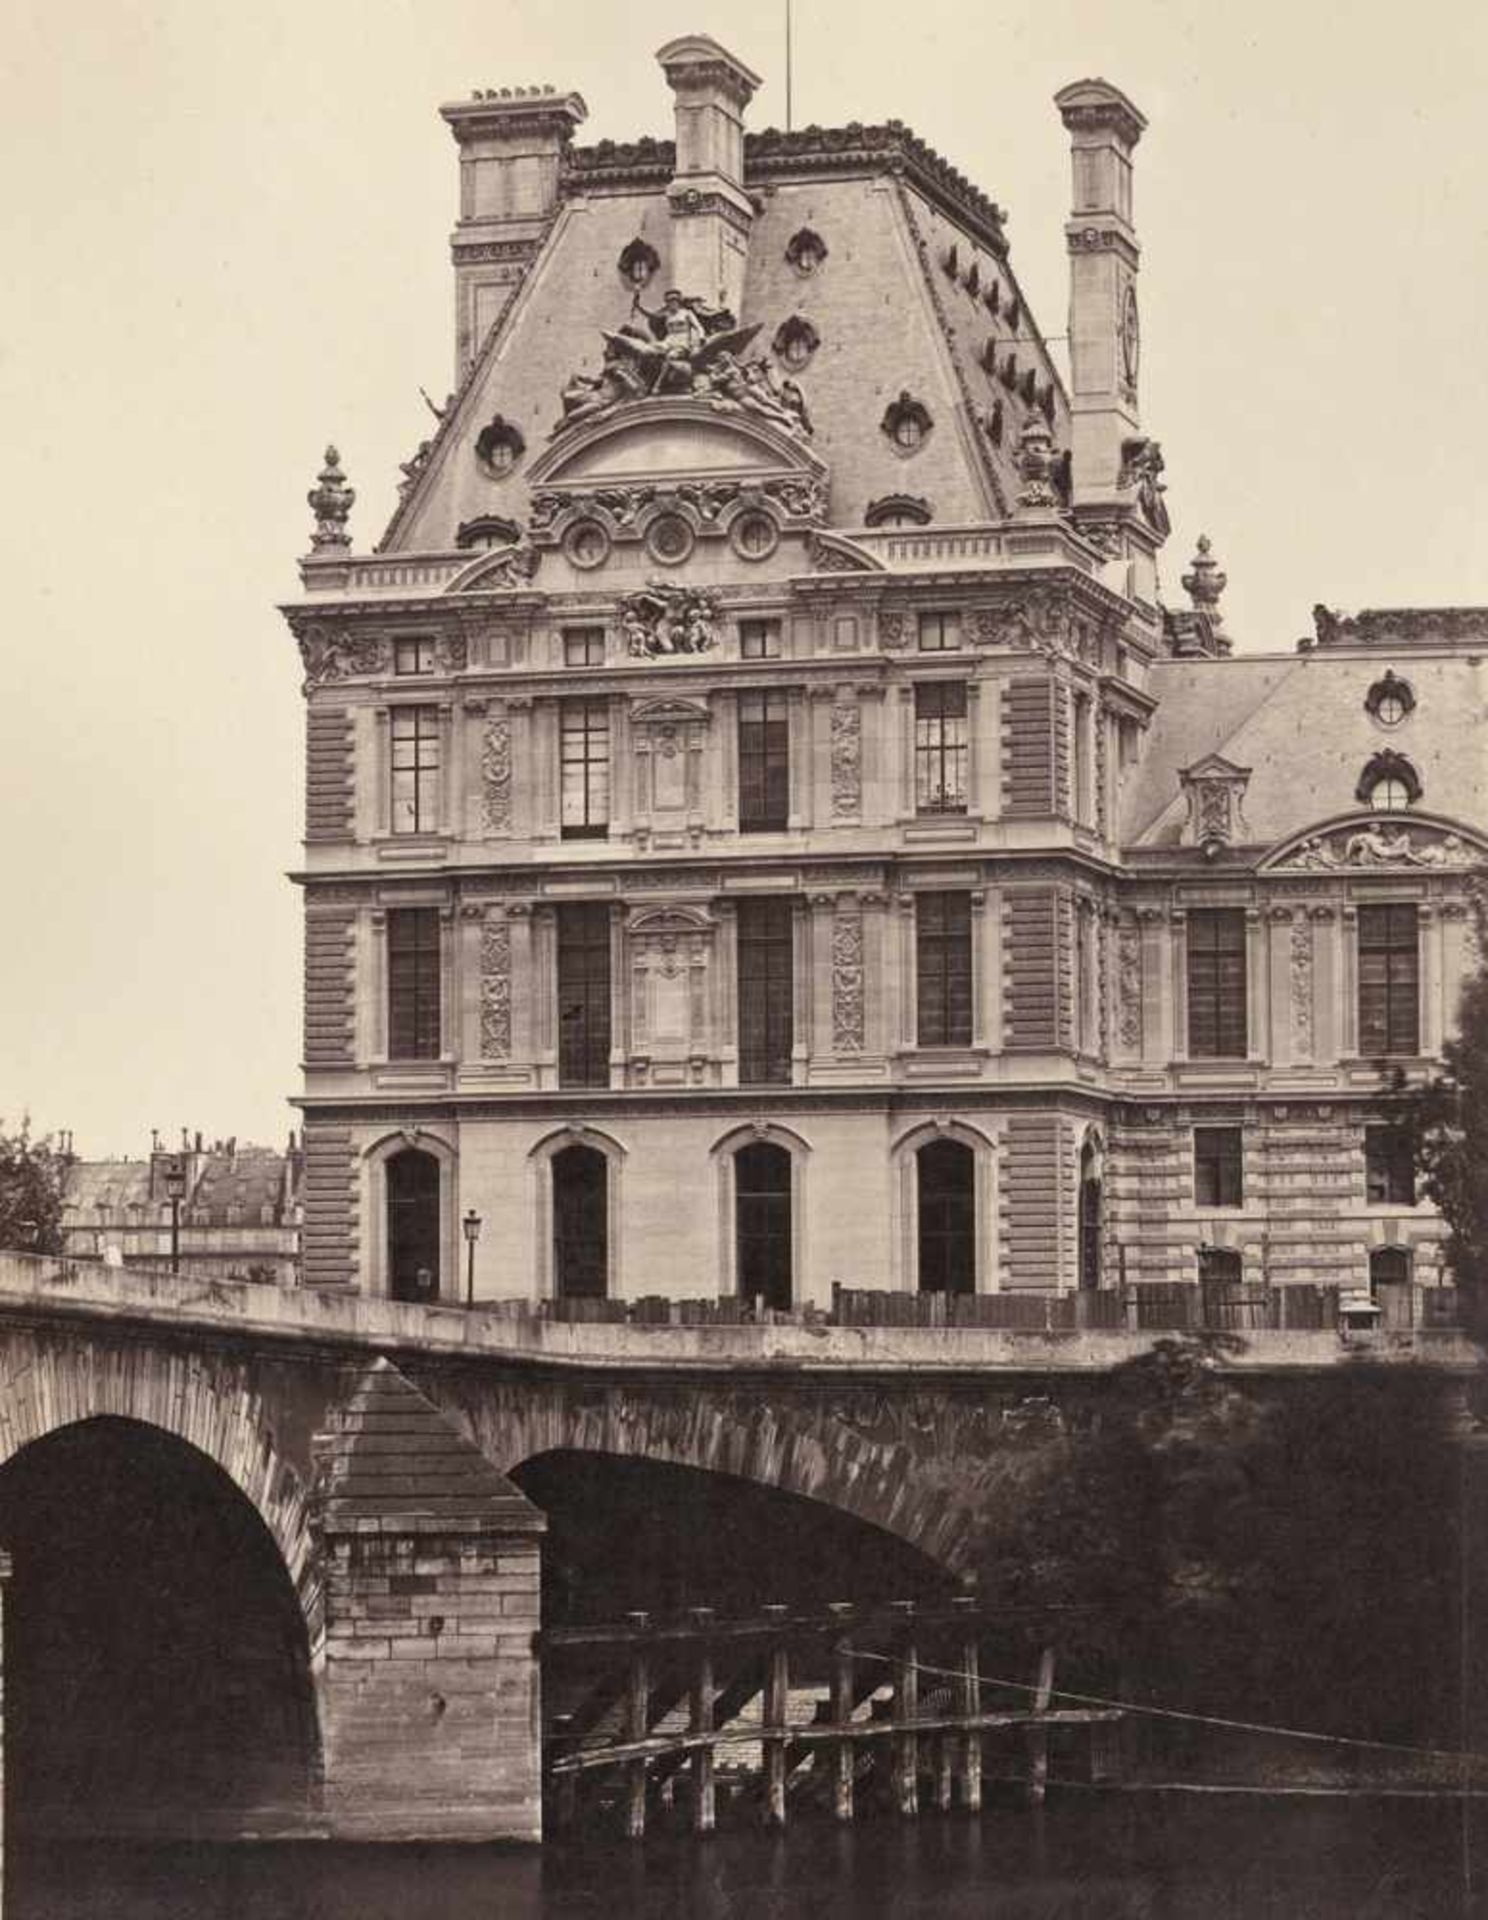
[4,1,1488,1912]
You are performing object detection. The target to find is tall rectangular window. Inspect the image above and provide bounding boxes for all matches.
[737,898,794,1085]
[1194,1126,1243,1208]
[1072,692,1093,825]
[1186,909,1247,1058]
[390,707,440,834]
[1358,905,1420,1056]
[916,891,973,1047]
[738,691,790,831]
[387,908,441,1060]
[560,699,610,840]
[917,610,962,652]
[557,904,611,1087]
[914,682,968,815]
[1365,1125,1416,1205]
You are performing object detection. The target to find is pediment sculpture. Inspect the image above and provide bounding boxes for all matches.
[620,580,722,657]
[552,291,813,442]
[1285,824,1478,870]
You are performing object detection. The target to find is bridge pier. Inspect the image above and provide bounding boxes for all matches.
[312,1359,546,1842]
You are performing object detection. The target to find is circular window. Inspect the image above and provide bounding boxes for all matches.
[1368,777,1412,812]
[730,511,778,561]
[893,414,923,453]
[1374,691,1408,726]
[565,520,610,570]
[645,513,695,565]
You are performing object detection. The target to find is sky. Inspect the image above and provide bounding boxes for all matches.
[2,0,1486,1155]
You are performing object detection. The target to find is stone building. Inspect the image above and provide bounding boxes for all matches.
[60,1134,303,1285]
[283,36,1487,1316]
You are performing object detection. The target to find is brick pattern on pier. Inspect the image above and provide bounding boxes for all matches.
[312,1358,546,1841]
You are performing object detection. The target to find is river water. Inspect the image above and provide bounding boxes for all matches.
[13,1792,1488,1919]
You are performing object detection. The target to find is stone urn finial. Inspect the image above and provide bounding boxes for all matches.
[308,445,355,550]
[1182,533,1226,623]
[1015,412,1058,508]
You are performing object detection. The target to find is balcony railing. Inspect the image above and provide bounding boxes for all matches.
[480,1283,1461,1336]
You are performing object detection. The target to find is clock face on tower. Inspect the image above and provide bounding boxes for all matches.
[1120,284,1140,386]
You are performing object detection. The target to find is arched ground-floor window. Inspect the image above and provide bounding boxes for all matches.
[386,1147,441,1302]
[735,1140,792,1311]
[1078,1136,1103,1292]
[917,1138,975,1296]
[553,1144,608,1300]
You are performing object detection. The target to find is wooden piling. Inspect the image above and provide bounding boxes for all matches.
[955,1601,982,1813]
[763,1605,790,1828]
[891,1601,919,1818]
[625,1611,650,1840]
[690,1608,716,1835]
[1025,1645,1054,1807]
[828,1604,855,1824]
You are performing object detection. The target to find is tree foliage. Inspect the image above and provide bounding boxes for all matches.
[1387,889,1488,1337]
[0,1120,67,1255]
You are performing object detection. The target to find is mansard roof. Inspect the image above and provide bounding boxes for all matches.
[382,139,1064,552]
[1126,647,1488,850]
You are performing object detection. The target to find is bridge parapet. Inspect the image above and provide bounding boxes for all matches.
[0,1253,1476,1376]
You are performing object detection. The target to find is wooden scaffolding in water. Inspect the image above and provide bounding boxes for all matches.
[542,1594,1124,1838]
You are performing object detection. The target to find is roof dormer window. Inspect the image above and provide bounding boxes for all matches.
[1358,750,1422,811]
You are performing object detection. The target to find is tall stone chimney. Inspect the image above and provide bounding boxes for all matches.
[656,35,761,316]
[1054,80,1148,512]
[441,86,588,379]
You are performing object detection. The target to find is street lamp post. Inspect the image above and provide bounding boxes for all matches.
[164,1156,187,1275]
[462,1207,483,1309]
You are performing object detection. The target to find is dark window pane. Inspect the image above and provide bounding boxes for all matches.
[916,891,972,1047]
[387,1148,440,1301]
[918,1138,974,1294]
[558,904,611,1087]
[387,907,441,1060]
[737,898,794,1084]
[1365,1126,1416,1205]
[553,1145,607,1299]
[736,1142,791,1310]
[739,691,790,830]
[1194,1127,1243,1208]
[1370,1246,1411,1294]
[1358,906,1419,1056]
[1198,1246,1242,1287]
[1186,909,1247,1058]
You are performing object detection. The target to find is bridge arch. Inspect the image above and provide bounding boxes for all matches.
[424,1373,980,1573]
[0,1410,321,1833]
[0,1329,321,1648]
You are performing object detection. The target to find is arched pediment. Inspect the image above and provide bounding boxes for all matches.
[629,695,712,728]
[1259,810,1488,873]
[627,904,713,936]
[527,398,827,488]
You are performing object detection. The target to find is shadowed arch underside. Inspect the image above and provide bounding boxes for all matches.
[0,1416,319,1836]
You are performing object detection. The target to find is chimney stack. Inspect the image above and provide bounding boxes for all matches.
[441,85,588,379]
[656,36,761,316]
[1054,80,1148,514]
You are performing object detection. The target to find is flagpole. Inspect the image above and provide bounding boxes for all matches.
[786,0,794,131]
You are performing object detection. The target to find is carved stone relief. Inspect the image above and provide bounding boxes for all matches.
[297,628,387,689]
[1290,913,1313,1055]
[831,913,866,1053]
[830,703,862,818]
[1116,922,1142,1051]
[481,714,512,833]
[1281,824,1479,870]
[479,918,512,1060]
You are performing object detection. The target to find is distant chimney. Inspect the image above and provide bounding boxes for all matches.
[1055,80,1148,512]
[657,36,761,316]
[440,85,588,379]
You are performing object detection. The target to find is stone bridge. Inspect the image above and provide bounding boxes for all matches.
[0,1252,1472,1845]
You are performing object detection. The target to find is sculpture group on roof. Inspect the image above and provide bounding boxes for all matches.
[554,291,813,440]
